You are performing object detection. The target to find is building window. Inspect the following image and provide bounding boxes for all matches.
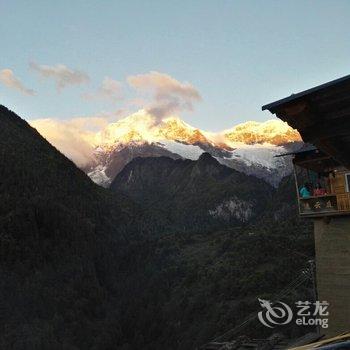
[345,173,350,192]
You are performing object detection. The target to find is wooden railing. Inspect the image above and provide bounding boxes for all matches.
[336,193,350,212]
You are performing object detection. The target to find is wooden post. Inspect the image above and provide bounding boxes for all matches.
[293,163,302,215]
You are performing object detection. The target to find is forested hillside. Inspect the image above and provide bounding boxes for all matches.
[0,105,314,349]
[111,153,273,233]
[110,153,314,348]
[0,105,142,348]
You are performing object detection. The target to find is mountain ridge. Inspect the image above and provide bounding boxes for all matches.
[111,153,274,232]
[0,104,145,348]
[31,110,302,187]
[0,104,314,349]
[91,110,300,149]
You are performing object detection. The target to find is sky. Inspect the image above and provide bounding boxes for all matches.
[1,0,350,131]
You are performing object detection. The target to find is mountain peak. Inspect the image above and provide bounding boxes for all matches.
[193,152,226,178]
[224,119,300,146]
[32,109,301,187]
[158,117,208,144]
[93,111,213,149]
[198,152,217,163]
[94,110,157,147]
[93,115,300,151]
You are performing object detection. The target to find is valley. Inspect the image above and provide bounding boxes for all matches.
[0,105,314,349]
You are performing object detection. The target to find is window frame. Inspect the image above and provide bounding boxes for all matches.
[344,172,350,192]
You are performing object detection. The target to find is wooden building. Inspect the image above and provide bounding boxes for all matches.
[262,75,350,337]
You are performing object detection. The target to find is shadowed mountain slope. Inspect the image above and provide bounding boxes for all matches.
[0,105,314,350]
[0,105,143,348]
[111,153,274,232]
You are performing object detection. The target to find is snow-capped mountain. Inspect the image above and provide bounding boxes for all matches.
[93,111,220,149]
[82,110,302,187]
[223,119,300,145]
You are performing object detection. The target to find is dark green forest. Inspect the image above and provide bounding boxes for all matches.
[0,105,314,349]
[111,153,273,233]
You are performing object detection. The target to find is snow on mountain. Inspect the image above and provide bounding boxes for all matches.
[158,140,204,160]
[81,110,302,187]
[94,111,158,147]
[216,142,301,187]
[92,110,300,149]
[93,110,212,149]
[228,143,287,169]
[158,117,209,144]
[88,164,110,187]
[224,120,300,146]
[32,109,301,187]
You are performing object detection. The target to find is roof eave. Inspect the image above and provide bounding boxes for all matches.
[262,73,350,112]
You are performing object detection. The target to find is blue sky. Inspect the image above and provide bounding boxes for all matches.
[1,0,350,131]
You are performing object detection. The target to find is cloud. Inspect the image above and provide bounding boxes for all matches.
[27,71,202,167]
[127,71,201,119]
[82,77,123,102]
[30,116,109,168]
[0,69,35,95]
[30,62,89,91]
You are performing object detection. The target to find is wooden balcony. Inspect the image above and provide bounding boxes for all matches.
[299,193,350,217]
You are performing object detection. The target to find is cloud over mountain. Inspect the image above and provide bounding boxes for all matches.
[30,109,300,178]
[127,71,201,119]
[30,116,108,167]
[0,69,35,95]
[30,62,90,91]
[82,77,123,102]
